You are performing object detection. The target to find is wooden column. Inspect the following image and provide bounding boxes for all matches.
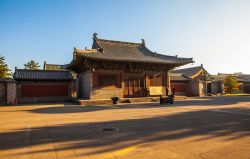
[166,71,171,95]
[161,71,167,96]
[77,71,92,99]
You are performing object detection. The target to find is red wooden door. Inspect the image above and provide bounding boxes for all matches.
[124,75,145,98]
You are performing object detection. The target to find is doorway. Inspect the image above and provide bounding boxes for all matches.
[123,75,145,98]
[207,83,212,94]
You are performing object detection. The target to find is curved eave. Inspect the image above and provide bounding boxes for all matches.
[75,53,193,65]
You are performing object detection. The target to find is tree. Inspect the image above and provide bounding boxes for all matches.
[0,55,11,78]
[24,60,40,70]
[224,75,239,94]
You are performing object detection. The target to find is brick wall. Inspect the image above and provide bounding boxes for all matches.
[187,80,203,96]
[91,88,123,99]
[0,79,17,105]
[211,81,224,94]
[243,83,250,93]
[0,82,7,102]
[7,81,16,104]
[91,70,123,99]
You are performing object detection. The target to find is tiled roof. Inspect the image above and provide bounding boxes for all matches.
[170,73,190,81]
[13,69,72,81]
[73,35,193,65]
[44,63,78,79]
[172,65,207,78]
[0,78,15,82]
[241,75,250,81]
[209,74,250,82]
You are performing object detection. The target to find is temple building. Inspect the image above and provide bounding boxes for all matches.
[13,68,73,103]
[170,65,250,96]
[209,73,250,94]
[2,33,248,105]
[67,33,193,99]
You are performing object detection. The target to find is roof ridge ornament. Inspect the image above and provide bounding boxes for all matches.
[93,32,98,39]
[141,39,145,45]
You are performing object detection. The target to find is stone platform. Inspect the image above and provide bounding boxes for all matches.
[76,96,187,106]
[76,97,160,106]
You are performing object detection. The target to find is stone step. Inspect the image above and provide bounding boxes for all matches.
[75,96,187,106]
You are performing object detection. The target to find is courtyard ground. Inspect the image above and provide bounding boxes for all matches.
[0,96,250,159]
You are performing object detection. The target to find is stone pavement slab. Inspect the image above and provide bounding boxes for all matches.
[0,96,250,159]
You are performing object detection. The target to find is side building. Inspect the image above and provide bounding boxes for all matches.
[169,64,220,96]
[170,65,250,96]
[209,73,250,94]
[13,69,73,103]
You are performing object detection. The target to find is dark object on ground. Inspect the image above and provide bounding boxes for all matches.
[172,88,176,97]
[151,98,158,102]
[160,96,174,104]
[102,127,119,132]
[111,97,119,104]
[120,99,131,103]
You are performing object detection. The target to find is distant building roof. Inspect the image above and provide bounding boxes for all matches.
[0,78,15,82]
[169,73,191,81]
[171,65,208,78]
[43,62,65,70]
[13,69,72,81]
[209,73,250,82]
[241,75,250,81]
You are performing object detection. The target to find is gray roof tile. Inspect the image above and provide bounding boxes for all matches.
[13,69,72,81]
[170,73,190,81]
[74,38,193,65]
[172,66,207,78]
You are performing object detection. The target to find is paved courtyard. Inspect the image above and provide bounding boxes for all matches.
[0,96,250,159]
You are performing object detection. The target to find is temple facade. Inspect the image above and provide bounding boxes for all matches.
[67,33,193,99]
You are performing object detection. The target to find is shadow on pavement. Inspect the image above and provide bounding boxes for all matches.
[0,106,250,156]
[28,96,250,114]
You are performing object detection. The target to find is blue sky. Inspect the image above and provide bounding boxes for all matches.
[0,0,250,74]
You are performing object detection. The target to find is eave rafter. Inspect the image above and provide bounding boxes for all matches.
[68,55,177,74]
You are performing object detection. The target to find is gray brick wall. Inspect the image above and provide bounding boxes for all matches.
[7,81,16,104]
[0,82,6,102]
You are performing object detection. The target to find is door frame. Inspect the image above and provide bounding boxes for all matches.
[123,74,146,98]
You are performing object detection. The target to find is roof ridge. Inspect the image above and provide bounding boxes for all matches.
[96,38,142,46]
[154,52,193,60]
[74,48,98,53]
[16,69,69,72]
[45,64,63,66]
[174,65,202,71]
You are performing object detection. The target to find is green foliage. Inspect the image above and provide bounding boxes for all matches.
[24,60,40,70]
[224,75,239,94]
[0,55,11,78]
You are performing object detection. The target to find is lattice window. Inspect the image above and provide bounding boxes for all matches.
[97,74,119,87]
[150,76,162,86]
